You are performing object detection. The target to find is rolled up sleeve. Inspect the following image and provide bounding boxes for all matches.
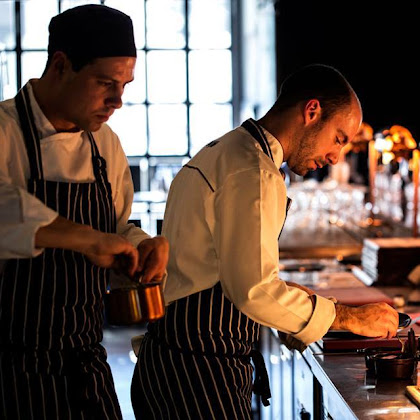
[292,294,336,345]
[0,183,58,258]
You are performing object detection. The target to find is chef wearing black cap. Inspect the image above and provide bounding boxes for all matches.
[0,4,168,419]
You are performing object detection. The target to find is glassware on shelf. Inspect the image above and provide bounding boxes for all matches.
[374,125,419,237]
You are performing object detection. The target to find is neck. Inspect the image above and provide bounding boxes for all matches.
[257,110,294,162]
[30,79,78,132]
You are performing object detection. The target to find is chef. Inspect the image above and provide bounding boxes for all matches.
[0,5,168,419]
[131,64,398,419]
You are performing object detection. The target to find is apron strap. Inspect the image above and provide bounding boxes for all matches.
[87,132,116,233]
[87,132,110,184]
[241,118,274,161]
[15,85,44,180]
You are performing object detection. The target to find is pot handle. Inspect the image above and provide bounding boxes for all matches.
[131,271,164,289]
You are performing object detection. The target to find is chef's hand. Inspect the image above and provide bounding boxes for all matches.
[330,302,399,339]
[84,232,139,277]
[137,236,169,283]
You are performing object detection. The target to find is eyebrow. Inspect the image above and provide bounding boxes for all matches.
[96,73,134,84]
[337,129,349,145]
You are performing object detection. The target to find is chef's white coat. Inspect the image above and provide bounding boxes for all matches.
[0,81,149,263]
[162,124,336,345]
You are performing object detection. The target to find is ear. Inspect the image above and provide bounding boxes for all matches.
[49,51,71,78]
[303,99,321,126]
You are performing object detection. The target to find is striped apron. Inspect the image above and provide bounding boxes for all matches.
[132,119,290,420]
[0,85,122,420]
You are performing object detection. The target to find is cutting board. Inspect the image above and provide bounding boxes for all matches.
[321,335,402,351]
[321,315,420,351]
[315,286,393,306]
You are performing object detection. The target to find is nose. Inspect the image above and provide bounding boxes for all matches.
[326,150,340,165]
[105,86,124,110]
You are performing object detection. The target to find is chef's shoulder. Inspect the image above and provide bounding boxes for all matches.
[0,97,20,131]
[188,126,279,180]
[0,98,22,147]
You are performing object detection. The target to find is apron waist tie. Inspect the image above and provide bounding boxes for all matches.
[250,349,271,407]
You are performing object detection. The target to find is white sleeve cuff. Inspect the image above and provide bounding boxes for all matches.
[0,218,57,258]
[0,188,59,258]
[292,295,336,345]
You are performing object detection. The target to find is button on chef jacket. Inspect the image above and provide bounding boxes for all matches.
[162,124,336,345]
[0,80,150,266]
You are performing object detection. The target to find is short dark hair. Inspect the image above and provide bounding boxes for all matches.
[42,55,94,75]
[272,64,354,121]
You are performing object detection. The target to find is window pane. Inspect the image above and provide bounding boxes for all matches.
[189,0,231,49]
[0,51,16,100]
[146,1,185,49]
[189,50,232,103]
[21,51,48,85]
[60,0,101,12]
[147,51,186,103]
[21,1,58,49]
[190,104,232,155]
[148,104,187,155]
[123,51,145,104]
[149,162,183,194]
[104,0,145,49]
[108,104,147,156]
[0,1,15,49]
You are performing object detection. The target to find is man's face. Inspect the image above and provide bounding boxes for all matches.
[288,99,362,176]
[58,56,136,132]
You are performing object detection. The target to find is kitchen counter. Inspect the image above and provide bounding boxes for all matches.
[308,339,420,419]
[261,328,420,420]
[259,260,420,419]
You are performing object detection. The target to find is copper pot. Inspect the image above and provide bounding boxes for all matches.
[105,281,165,326]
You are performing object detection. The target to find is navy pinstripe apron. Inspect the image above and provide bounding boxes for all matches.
[0,85,122,419]
[133,119,290,420]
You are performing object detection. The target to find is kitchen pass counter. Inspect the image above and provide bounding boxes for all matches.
[260,259,420,419]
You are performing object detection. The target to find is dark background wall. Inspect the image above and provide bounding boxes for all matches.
[275,1,419,141]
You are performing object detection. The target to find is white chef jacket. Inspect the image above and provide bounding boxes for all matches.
[162,124,336,345]
[0,80,149,263]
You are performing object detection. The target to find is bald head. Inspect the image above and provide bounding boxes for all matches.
[272,64,358,122]
[258,64,362,177]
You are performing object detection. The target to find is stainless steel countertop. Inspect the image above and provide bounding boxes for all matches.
[307,341,420,419]
[275,260,420,418]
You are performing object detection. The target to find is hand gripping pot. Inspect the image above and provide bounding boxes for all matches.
[105,273,165,326]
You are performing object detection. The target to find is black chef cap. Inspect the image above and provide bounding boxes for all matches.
[48,4,137,64]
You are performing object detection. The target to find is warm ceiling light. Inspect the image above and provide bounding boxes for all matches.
[382,151,395,165]
[374,125,417,158]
